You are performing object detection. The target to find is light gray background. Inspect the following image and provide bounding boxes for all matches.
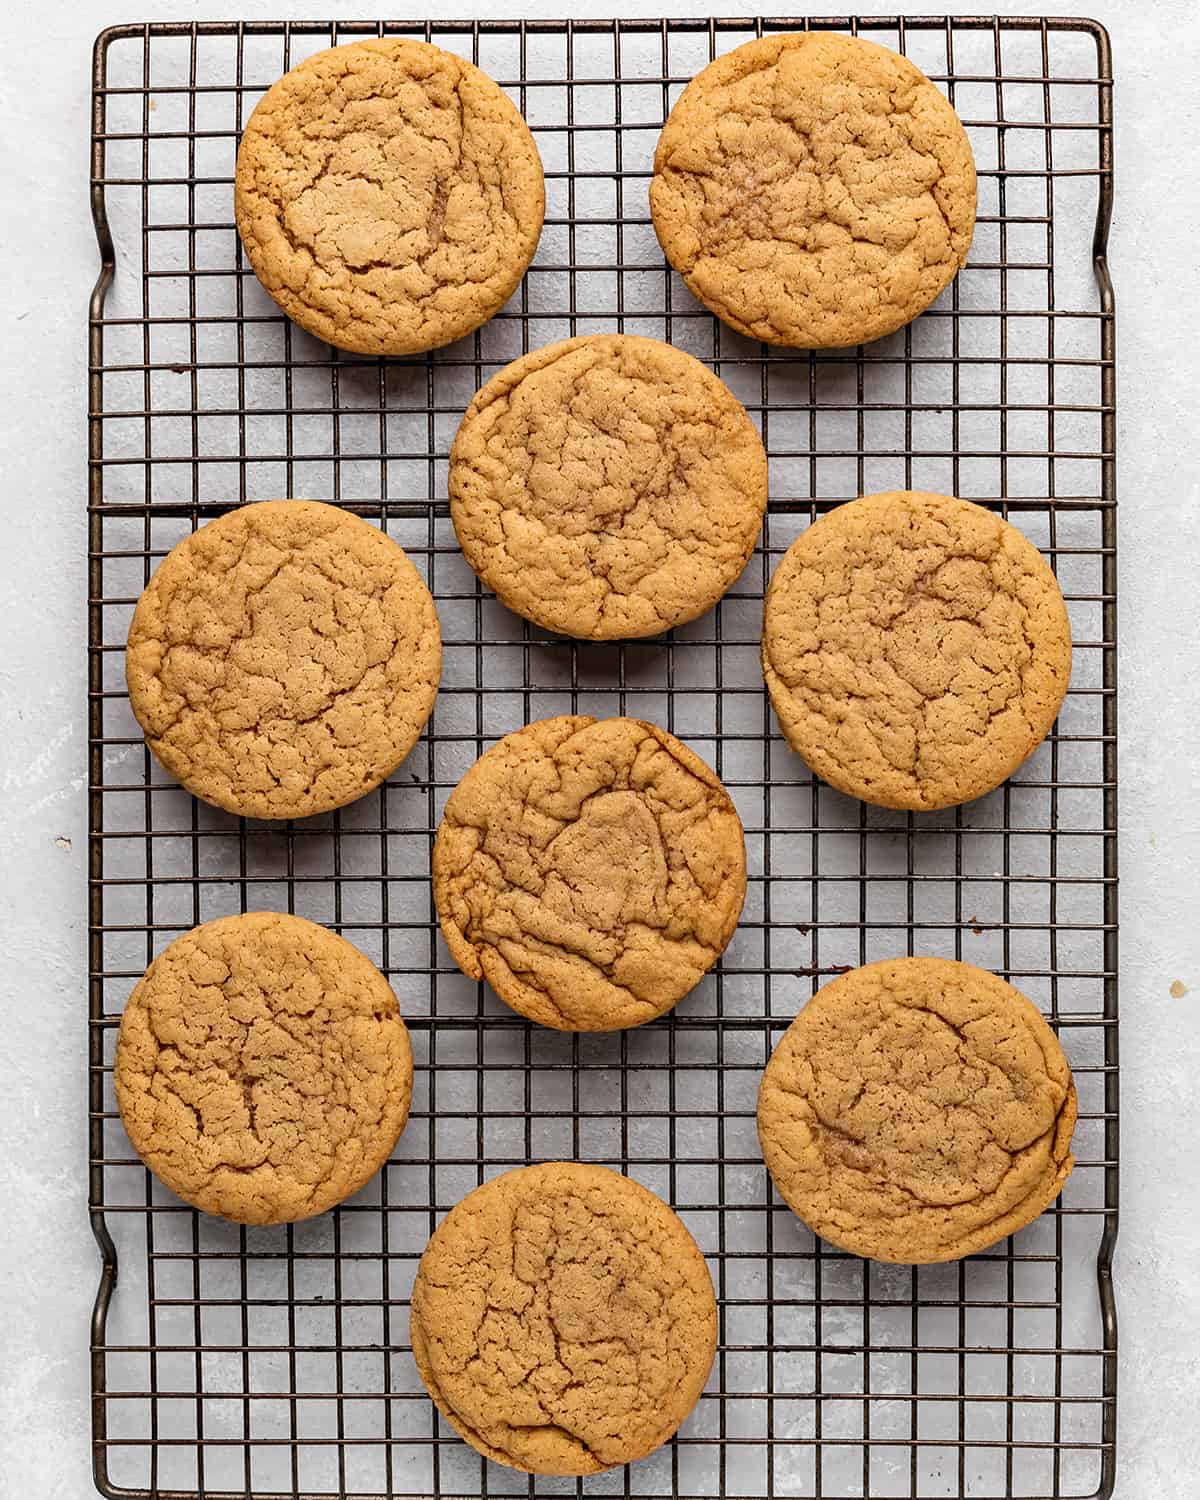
[0,1,1195,1496]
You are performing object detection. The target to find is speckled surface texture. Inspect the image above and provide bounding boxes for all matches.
[0,2,1197,1496]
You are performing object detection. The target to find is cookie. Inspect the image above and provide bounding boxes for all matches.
[757,957,1076,1263]
[410,1161,716,1474]
[433,715,746,1030]
[761,491,1072,810]
[650,33,976,348]
[235,38,544,355]
[126,499,441,820]
[449,334,768,639]
[113,912,413,1225]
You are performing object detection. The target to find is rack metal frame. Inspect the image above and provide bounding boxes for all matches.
[88,17,1117,1499]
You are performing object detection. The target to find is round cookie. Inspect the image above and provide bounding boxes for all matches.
[650,33,976,348]
[449,334,768,639]
[126,499,441,820]
[411,1161,717,1474]
[235,38,544,355]
[433,715,746,1030]
[757,957,1077,1263]
[761,491,1072,810]
[114,912,413,1225]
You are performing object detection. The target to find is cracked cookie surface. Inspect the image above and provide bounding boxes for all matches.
[411,1161,717,1474]
[758,957,1076,1263]
[433,715,746,1030]
[235,38,544,355]
[449,335,768,639]
[761,491,1072,810]
[126,499,441,820]
[114,912,413,1225]
[650,33,976,348]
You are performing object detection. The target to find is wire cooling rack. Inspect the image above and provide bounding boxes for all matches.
[88,15,1117,1500]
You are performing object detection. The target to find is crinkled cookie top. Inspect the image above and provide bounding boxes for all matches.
[758,957,1076,1263]
[114,912,412,1225]
[411,1161,717,1474]
[433,715,747,1030]
[449,335,768,639]
[651,32,976,347]
[235,38,544,355]
[762,491,1071,810]
[126,499,440,820]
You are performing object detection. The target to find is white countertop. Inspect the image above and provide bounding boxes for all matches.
[0,1,1197,1496]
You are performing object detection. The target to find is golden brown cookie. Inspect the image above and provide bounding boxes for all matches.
[114,912,413,1225]
[410,1161,717,1474]
[758,957,1076,1263]
[234,38,544,355]
[448,334,768,639]
[761,491,1072,810]
[650,33,976,348]
[126,500,441,820]
[433,715,746,1030]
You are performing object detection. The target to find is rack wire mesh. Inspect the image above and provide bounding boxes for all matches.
[87,15,1117,1500]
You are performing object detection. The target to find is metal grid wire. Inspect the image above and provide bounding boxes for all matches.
[87,16,1117,1500]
